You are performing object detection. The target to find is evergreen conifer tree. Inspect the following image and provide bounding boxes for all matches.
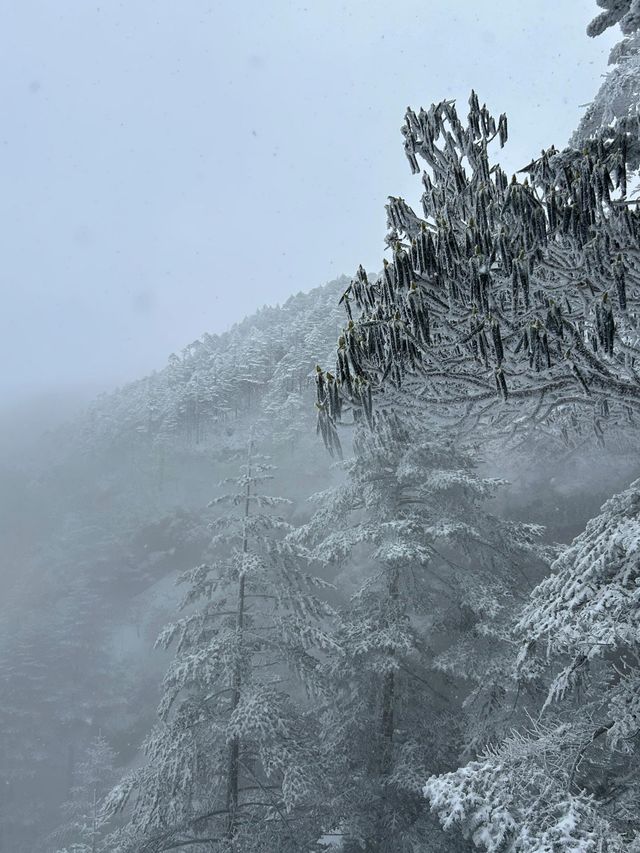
[52,734,117,853]
[105,439,335,853]
[424,480,640,851]
[296,417,550,852]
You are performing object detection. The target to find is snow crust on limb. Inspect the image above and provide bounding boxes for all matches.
[425,481,640,851]
[424,739,634,853]
[575,2,640,159]
[518,479,640,733]
[317,91,640,456]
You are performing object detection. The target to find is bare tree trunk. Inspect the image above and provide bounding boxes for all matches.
[374,565,400,852]
[226,437,253,843]
[66,742,75,797]
[380,564,399,775]
[379,670,395,776]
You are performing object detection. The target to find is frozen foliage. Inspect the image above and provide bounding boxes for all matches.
[519,480,640,720]
[317,93,640,453]
[103,442,335,853]
[517,482,640,824]
[587,0,640,38]
[574,3,640,159]
[425,733,632,852]
[296,416,550,852]
[425,483,640,850]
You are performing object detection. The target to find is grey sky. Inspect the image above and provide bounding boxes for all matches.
[0,1,617,401]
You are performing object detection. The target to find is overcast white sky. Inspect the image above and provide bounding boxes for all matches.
[0,1,618,402]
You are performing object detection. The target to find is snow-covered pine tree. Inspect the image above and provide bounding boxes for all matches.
[316,91,640,452]
[295,416,550,852]
[104,439,336,853]
[573,1,640,160]
[424,479,640,851]
[51,734,117,853]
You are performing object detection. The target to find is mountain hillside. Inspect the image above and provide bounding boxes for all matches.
[0,277,349,852]
[1,274,637,853]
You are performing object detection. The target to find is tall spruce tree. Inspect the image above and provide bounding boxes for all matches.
[51,734,117,853]
[104,440,335,853]
[296,416,550,852]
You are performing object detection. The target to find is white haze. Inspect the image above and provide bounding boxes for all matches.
[0,1,616,405]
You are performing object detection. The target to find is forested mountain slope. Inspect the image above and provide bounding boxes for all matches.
[1,269,636,852]
[75,277,349,458]
[0,277,349,853]
[5,4,640,845]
